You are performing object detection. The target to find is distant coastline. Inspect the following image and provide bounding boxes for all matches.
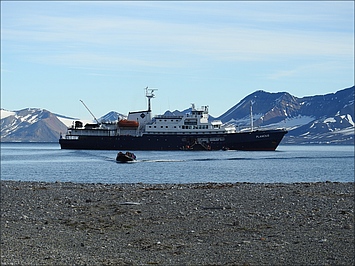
[1,87,354,143]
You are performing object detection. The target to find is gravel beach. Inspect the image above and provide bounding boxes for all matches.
[1,181,354,265]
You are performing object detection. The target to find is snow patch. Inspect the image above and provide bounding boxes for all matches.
[264,115,314,130]
[0,109,16,119]
[57,116,93,127]
[324,117,336,123]
[27,114,40,124]
[331,127,355,136]
[57,117,76,127]
[346,114,354,126]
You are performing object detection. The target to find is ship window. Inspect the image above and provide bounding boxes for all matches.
[161,126,163,128]
[166,126,168,128]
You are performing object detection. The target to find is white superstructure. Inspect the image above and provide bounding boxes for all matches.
[64,88,237,138]
[145,104,236,135]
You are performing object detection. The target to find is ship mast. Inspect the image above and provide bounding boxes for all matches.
[250,101,254,132]
[145,87,157,112]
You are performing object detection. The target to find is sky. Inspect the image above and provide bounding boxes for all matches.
[1,1,354,119]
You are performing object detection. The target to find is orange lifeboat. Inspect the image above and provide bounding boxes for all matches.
[118,120,139,127]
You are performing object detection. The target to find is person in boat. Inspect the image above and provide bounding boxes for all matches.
[125,152,136,159]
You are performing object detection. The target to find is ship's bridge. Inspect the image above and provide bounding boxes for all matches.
[127,110,152,127]
[144,104,236,134]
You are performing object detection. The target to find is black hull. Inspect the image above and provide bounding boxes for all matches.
[59,129,287,151]
[116,155,135,162]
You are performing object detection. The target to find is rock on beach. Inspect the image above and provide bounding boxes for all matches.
[1,181,354,265]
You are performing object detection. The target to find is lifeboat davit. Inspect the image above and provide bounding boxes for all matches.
[118,120,139,127]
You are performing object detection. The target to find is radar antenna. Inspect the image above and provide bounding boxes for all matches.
[80,100,100,124]
[145,86,158,112]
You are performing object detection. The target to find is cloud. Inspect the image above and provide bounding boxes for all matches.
[267,60,354,81]
[268,69,299,80]
[1,2,353,71]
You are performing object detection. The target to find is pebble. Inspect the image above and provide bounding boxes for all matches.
[1,180,354,265]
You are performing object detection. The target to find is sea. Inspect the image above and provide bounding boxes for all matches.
[1,143,354,184]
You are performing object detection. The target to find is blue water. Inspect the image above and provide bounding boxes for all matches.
[1,143,354,184]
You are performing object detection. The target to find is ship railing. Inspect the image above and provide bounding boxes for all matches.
[237,125,287,132]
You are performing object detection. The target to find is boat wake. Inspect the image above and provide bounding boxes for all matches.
[112,155,353,164]
[139,159,185,163]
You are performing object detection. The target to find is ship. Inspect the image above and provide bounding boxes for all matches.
[59,88,287,151]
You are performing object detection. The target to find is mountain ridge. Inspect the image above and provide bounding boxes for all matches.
[1,86,354,144]
[1,108,68,142]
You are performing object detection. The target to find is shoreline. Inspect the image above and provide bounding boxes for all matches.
[1,180,354,265]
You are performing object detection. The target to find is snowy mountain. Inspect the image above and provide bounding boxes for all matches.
[0,108,69,142]
[1,86,354,144]
[0,109,125,142]
[163,108,192,117]
[97,111,126,123]
[218,86,354,144]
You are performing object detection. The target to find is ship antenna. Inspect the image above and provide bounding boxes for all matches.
[80,100,100,124]
[145,86,158,112]
[250,100,254,132]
